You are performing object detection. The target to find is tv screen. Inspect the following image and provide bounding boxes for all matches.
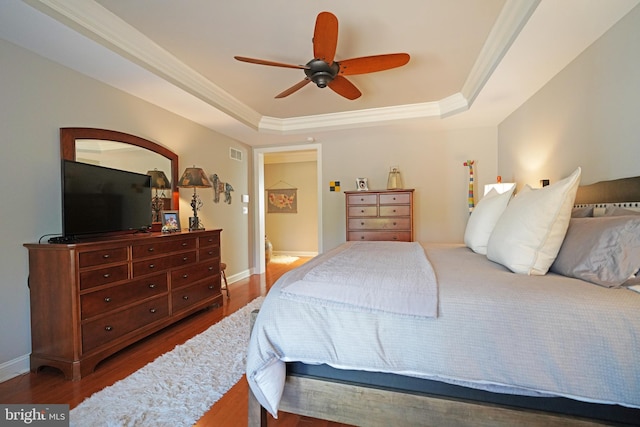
[62,160,152,238]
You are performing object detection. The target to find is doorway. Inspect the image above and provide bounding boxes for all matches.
[253,144,322,274]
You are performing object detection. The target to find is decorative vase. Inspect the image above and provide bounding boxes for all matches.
[265,236,273,264]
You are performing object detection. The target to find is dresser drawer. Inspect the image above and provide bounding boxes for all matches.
[132,251,197,277]
[348,218,411,231]
[132,238,196,259]
[348,206,378,217]
[79,264,129,290]
[171,280,220,314]
[82,295,169,352]
[199,245,220,261]
[171,262,219,289]
[81,273,167,320]
[346,194,378,205]
[79,247,128,268]
[198,233,220,248]
[379,205,411,217]
[379,192,411,204]
[347,231,412,242]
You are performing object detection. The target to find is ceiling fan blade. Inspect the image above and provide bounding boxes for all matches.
[338,53,410,75]
[234,56,309,70]
[328,75,361,100]
[313,12,338,64]
[275,78,312,98]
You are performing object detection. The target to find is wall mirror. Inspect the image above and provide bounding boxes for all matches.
[60,128,179,222]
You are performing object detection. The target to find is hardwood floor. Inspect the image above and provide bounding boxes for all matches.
[0,257,351,426]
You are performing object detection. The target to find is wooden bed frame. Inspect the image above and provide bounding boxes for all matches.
[248,176,640,427]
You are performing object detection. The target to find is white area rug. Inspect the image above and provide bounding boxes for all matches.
[269,255,299,264]
[70,297,264,427]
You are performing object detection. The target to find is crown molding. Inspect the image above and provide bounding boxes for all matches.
[24,0,263,129]
[461,0,540,105]
[23,0,538,135]
[259,93,469,134]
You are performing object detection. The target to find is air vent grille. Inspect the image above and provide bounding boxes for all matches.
[230,147,243,161]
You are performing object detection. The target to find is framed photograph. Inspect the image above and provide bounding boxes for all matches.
[161,210,181,232]
[356,178,368,191]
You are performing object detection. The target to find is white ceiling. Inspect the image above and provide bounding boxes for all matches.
[1,0,638,146]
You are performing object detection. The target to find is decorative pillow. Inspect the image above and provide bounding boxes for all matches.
[551,216,640,287]
[464,186,515,255]
[487,167,581,275]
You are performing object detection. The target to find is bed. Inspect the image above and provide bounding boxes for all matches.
[247,171,640,426]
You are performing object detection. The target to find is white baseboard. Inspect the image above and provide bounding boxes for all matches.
[0,354,30,383]
[272,251,318,257]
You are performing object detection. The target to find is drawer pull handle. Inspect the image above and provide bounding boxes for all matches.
[208,238,213,242]
[149,308,157,314]
[208,285,214,289]
[208,266,214,271]
[183,257,189,262]
[360,222,364,225]
[148,247,154,252]
[181,242,188,246]
[182,295,189,300]
[182,274,188,279]
[208,251,214,255]
[103,273,111,278]
[104,297,111,303]
[393,236,398,240]
[393,209,397,213]
[148,283,156,289]
[393,197,397,200]
[102,254,110,259]
[360,209,364,213]
[104,326,113,332]
[148,264,155,269]
[360,236,365,240]
[360,198,364,201]
[393,222,397,226]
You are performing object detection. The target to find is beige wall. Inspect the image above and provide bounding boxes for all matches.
[319,125,499,251]
[0,38,250,380]
[264,161,318,256]
[498,4,640,188]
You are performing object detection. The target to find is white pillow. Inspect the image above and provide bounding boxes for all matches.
[464,186,515,254]
[487,167,582,275]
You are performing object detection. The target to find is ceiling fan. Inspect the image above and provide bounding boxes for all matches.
[234,11,410,100]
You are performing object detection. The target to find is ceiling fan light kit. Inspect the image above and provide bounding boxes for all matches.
[235,11,410,100]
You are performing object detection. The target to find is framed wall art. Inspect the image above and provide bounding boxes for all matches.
[267,188,297,213]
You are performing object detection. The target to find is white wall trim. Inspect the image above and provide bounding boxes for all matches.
[253,144,322,274]
[0,354,30,383]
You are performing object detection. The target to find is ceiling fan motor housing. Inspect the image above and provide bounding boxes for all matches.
[305,59,340,88]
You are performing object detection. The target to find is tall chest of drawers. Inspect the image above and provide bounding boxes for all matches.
[24,229,222,380]
[345,189,414,242]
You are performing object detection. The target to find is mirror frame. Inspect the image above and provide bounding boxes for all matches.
[60,127,179,214]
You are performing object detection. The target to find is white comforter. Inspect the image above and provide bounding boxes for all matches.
[246,243,640,417]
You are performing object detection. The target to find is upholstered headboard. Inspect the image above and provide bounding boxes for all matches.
[574,176,640,207]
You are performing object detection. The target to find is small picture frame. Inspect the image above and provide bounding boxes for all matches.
[356,178,368,191]
[161,210,181,232]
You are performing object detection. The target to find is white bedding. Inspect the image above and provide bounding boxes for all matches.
[246,243,640,417]
[280,241,438,318]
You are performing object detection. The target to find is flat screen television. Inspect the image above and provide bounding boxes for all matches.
[62,160,152,239]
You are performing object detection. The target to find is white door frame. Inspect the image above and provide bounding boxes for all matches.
[252,143,323,274]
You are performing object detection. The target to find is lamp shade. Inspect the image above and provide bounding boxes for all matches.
[484,182,515,196]
[178,167,212,188]
[146,169,171,189]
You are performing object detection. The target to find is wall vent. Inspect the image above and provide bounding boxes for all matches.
[230,147,243,162]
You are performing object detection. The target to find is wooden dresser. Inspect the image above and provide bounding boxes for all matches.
[345,189,414,242]
[24,229,223,380]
